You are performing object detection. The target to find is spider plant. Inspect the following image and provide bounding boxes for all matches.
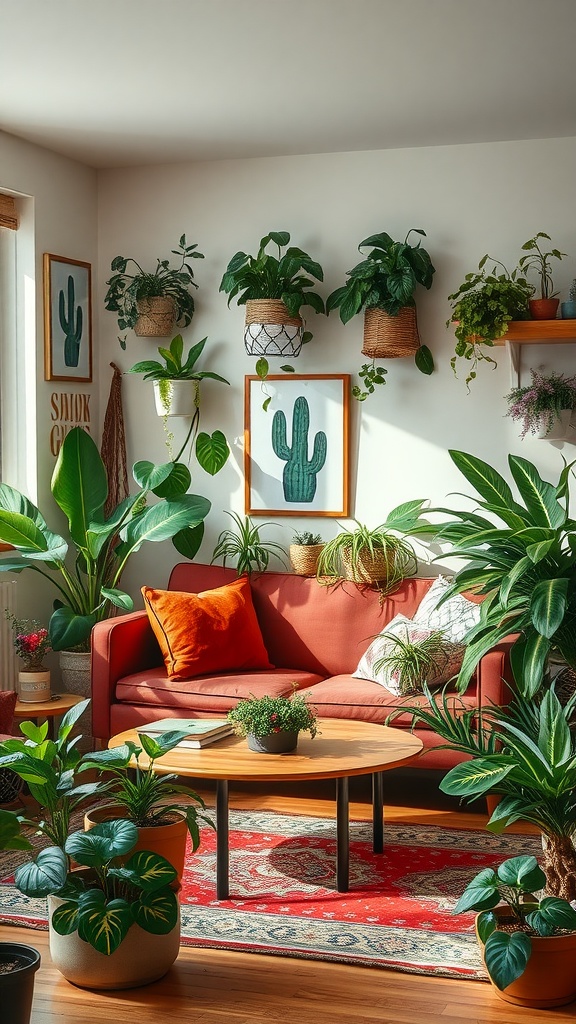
[211,511,287,574]
[372,628,450,696]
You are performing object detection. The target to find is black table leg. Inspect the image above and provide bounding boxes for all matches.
[372,771,384,853]
[336,776,349,892]
[215,779,229,900]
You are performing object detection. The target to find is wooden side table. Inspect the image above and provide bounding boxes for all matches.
[13,693,86,740]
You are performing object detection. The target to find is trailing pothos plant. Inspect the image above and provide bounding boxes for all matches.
[326,228,436,390]
[447,254,532,387]
[428,449,576,698]
[128,333,230,473]
[0,427,211,650]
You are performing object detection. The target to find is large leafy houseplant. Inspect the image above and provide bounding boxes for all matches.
[518,231,567,301]
[0,427,211,651]
[429,450,576,698]
[219,230,325,320]
[447,254,532,387]
[326,229,435,394]
[104,234,204,347]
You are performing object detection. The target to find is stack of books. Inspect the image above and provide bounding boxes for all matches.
[138,717,234,748]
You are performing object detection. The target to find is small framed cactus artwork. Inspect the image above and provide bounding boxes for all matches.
[44,253,92,381]
[244,374,350,516]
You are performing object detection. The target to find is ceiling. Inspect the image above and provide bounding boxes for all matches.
[2,0,576,170]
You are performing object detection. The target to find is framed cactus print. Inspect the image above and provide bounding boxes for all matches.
[244,374,350,517]
[44,253,92,382]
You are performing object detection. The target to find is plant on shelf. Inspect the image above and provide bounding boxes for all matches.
[104,234,204,347]
[316,502,434,593]
[326,228,435,397]
[427,449,576,698]
[219,230,325,361]
[518,231,567,319]
[561,278,576,319]
[455,854,576,1002]
[289,530,325,576]
[505,369,576,439]
[0,426,211,651]
[211,511,287,574]
[228,691,318,752]
[447,253,532,387]
[128,333,230,470]
[5,613,51,671]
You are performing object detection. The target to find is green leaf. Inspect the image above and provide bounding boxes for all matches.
[49,607,96,652]
[484,930,531,991]
[530,578,569,638]
[132,887,179,935]
[255,357,269,380]
[440,758,515,797]
[0,809,31,851]
[497,855,545,891]
[124,849,177,892]
[538,688,571,766]
[15,845,68,897]
[508,456,566,529]
[101,587,133,612]
[66,819,138,865]
[449,451,516,510]
[121,495,210,552]
[196,430,230,476]
[262,396,272,412]
[75,890,133,954]
[453,868,499,914]
[280,364,295,373]
[414,345,434,374]
[132,461,173,491]
[512,631,551,697]
[536,897,576,931]
[0,511,51,553]
[51,428,108,548]
[172,521,204,560]
[152,462,192,499]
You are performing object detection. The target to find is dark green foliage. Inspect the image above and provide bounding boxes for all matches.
[352,361,388,401]
[219,230,325,319]
[518,231,567,299]
[292,531,323,545]
[272,397,327,503]
[227,691,318,739]
[59,275,83,367]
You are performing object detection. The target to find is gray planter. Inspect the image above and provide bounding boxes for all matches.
[561,300,576,319]
[247,730,299,753]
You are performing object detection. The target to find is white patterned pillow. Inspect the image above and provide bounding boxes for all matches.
[353,614,465,696]
[413,575,480,642]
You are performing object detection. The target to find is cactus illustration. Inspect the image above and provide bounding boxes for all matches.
[59,275,83,367]
[272,397,327,503]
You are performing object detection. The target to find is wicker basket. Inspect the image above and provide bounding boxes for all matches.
[289,543,324,577]
[134,296,177,338]
[362,306,420,358]
[341,545,394,584]
[245,299,302,328]
[244,299,304,357]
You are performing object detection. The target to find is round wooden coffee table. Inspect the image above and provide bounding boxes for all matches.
[109,719,423,899]
[13,692,85,740]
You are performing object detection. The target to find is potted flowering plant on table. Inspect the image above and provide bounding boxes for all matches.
[227,692,318,753]
[505,369,576,440]
[5,614,52,702]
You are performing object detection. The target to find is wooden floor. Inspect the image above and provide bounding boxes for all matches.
[4,774,572,1024]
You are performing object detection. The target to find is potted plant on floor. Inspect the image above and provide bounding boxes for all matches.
[505,369,576,440]
[447,253,532,387]
[326,228,435,399]
[316,501,434,594]
[227,691,318,753]
[390,687,576,1006]
[0,809,41,1024]
[211,511,288,574]
[289,530,325,576]
[104,234,204,347]
[425,449,576,698]
[518,231,567,320]
[219,230,325,359]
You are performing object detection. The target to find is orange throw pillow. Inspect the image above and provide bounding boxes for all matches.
[141,575,273,680]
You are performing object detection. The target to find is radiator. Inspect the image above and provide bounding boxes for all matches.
[0,579,18,692]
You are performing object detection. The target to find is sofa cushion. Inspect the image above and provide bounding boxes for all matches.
[142,576,273,680]
[413,575,481,641]
[115,666,323,713]
[354,614,465,695]
[299,674,479,728]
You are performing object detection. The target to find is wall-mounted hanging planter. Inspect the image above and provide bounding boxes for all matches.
[244,299,303,357]
[362,305,420,358]
[153,379,199,417]
[134,296,177,338]
[535,408,574,440]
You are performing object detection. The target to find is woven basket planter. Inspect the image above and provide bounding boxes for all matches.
[134,296,177,338]
[244,299,303,357]
[362,306,420,358]
[289,543,325,577]
[341,545,394,584]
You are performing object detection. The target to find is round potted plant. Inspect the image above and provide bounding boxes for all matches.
[104,234,204,345]
[289,530,325,576]
[447,253,533,387]
[518,231,567,320]
[128,333,230,418]
[5,614,52,702]
[227,692,318,753]
[219,230,325,358]
[505,368,576,440]
[326,228,435,399]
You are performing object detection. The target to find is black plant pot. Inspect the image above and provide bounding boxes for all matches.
[0,943,41,1024]
[247,730,298,753]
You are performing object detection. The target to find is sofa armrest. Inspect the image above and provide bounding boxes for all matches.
[476,638,516,710]
[91,611,163,740]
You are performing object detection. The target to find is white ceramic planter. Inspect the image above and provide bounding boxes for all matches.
[18,670,51,702]
[153,379,199,417]
[536,408,575,440]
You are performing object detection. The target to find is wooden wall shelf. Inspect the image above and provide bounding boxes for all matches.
[495,321,576,344]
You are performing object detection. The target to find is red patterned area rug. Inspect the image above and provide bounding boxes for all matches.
[0,808,541,980]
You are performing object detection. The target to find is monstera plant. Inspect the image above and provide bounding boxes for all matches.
[0,427,210,650]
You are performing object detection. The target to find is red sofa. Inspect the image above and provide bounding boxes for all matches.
[91,563,513,770]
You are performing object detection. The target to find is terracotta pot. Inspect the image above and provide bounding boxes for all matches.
[247,730,298,753]
[84,803,188,882]
[476,909,576,1007]
[529,297,560,321]
[134,296,177,337]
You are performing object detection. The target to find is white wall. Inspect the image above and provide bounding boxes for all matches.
[0,130,98,631]
[97,135,576,600]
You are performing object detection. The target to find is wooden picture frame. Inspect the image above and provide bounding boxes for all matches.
[244,374,350,517]
[44,253,92,382]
